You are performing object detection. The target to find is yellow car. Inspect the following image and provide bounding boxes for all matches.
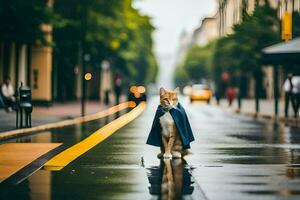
[190,84,213,103]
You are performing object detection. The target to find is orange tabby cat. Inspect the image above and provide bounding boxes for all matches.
[159,87,183,159]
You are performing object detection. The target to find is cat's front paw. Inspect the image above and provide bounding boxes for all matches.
[163,152,172,159]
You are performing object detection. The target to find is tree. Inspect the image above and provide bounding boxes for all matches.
[292,11,300,37]
[231,0,280,111]
[0,0,55,85]
[175,40,216,87]
[53,0,158,100]
[176,1,281,104]
[0,0,54,44]
[212,35,241,96]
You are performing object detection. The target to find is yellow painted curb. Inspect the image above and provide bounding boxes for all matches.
[43,102,146,171]
[0,102,129,141]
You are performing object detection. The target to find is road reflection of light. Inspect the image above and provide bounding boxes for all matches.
[28,170,51,200]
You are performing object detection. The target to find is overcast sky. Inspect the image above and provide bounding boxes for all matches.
[133,0,217,88]
[133,0,217,56]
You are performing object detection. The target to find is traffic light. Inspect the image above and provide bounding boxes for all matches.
[282,12,292,41]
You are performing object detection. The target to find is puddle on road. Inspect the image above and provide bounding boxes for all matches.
[146,159,207,200]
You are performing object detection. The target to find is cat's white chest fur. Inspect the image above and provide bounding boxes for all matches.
[159,112,174,137]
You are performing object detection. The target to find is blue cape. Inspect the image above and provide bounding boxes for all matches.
[146,103,195,149]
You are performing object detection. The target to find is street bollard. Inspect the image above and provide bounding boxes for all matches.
[18,83,33,128]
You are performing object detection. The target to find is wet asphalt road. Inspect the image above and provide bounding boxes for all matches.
[1,96,300,200]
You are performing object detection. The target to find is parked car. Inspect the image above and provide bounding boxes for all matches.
[190,84,213,103]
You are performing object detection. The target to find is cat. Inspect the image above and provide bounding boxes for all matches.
[158,87,184,159]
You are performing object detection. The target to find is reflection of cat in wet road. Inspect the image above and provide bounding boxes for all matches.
[147,159,194,199]
[161,159,183,200]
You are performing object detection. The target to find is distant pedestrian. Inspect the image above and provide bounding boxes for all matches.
[283,74,297,118]
[1,77,15,112]
[100,61,112,105]
[226,86,235,106]
[215,86,221,105]
[293,76,300,118]
[114,73,122,105]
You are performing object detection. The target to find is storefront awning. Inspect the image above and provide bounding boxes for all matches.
[262,37,300,64]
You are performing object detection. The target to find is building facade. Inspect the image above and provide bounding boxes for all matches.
[216,0,300,36]
[0,0,53,105]
[175,16,219,67]
[192,17,219,47]
[216,0,300,99]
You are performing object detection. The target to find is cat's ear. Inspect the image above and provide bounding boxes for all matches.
[160,87,166,95]
[174,87,180,93]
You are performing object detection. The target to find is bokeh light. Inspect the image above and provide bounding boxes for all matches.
[84,72,92,81]
[130,86,137,93]
[137,86,146,94]
[128,101,136,108]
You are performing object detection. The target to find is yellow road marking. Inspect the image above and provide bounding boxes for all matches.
[43,102,146,171]
[0,102,129,141]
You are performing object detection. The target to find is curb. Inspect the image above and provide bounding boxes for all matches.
[234,109,300,126]
[0,102,129,141]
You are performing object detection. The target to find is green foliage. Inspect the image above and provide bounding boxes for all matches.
[175,0,287,101]
[177,0,281,89]
[212,35,240,83]
[54,0,157,86]
[213,0,280,83]
[175,40,216,86]
[293,11,300,37]
[174,66,189,87]
[0,0,55,44]
[0,0,157,88]
[231,0,279,73]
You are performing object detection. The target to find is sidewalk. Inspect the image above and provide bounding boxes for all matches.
[217,98,300,124]
[0,101,109,133]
